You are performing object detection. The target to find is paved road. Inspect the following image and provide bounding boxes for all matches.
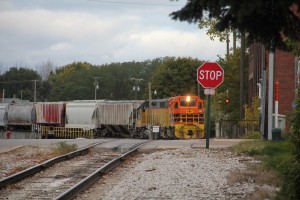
[0,138,245,153]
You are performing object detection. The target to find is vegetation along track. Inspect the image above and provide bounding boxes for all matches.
[0,140,147,200]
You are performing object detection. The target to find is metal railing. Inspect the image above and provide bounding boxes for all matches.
[39,126,93,139]
[217,119,259,139]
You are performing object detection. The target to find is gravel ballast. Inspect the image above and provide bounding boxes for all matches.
[77,147,269,200]
[0,144,279,199]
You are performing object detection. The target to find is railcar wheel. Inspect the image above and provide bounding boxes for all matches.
[166,127,175,139]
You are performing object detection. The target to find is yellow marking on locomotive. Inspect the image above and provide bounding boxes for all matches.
[186,109,194,114]
[174,123,204,139]
[137,108,170,127]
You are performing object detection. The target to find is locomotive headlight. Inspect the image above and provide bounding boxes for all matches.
[186,96,191,102]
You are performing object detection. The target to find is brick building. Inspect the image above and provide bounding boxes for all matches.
[248,42,297,134]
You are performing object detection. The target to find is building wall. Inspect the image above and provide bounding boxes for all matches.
[273,50,296,115]
[248,43,296,133]
[248,42,265,102]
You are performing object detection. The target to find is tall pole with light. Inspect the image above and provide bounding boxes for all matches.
[131,78,143,100]
[93,77,99,100]
[132,85,140,100]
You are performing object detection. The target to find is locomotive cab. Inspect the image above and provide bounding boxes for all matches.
[169,96,205,139]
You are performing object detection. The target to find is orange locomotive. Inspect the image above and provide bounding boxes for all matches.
[135,95,205,139]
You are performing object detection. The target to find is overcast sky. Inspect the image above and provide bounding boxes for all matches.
[0,0,227,68]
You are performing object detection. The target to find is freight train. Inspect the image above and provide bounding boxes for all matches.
[0,95,205,139]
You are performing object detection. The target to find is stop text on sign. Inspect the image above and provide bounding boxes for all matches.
[198,70,223,81]
[197,62,224,89]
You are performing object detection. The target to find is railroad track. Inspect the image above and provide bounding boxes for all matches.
[0,140,148,200]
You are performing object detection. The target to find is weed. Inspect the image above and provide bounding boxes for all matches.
[246,187,272,200]
[51,141,78,156]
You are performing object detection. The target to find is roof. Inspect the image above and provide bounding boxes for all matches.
[0,98,30,103]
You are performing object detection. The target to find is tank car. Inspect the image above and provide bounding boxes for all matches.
[7,102,36,131]
[0,103,9,131]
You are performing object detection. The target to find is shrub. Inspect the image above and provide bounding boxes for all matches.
[241,131,261,139]
[279,98,300,199]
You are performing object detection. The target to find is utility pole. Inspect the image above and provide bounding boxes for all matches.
[93,77,99,100]
[240,31,246,120]
[149,82,153,140]
[32,80,38,102]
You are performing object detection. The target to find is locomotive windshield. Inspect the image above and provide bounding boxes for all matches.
[179,97,197,107]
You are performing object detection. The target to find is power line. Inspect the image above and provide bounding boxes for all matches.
[0,80,36,84]
[88,0,184,6]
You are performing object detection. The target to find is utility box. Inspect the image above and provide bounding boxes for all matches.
[272,114,286,133]
[272,128,281,141]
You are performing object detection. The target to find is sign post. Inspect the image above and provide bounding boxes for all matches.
[274,81,279,128]
[197,62,224,149]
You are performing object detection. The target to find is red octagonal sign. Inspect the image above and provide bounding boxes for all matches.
[197,62,224,89]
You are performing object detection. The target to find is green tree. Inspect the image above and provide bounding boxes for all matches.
[198,17,237,55]
[0,67,42,101]
[213,50,241,120]
[49,62,95,101]
[149,57,204,98]
[48,59,162,101]
[170,0,300,51]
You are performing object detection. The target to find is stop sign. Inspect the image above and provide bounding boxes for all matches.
[197,62,224,89]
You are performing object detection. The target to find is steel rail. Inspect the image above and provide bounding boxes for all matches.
[0,142,104,189]
[54,141,148,200]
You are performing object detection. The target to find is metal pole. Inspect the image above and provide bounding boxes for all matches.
[197,83,200,98]
[95,86,96,100]
[2,89,4,103]
[205,94,211,149]
[32,80,38,102]
[149,82,153,140]
[261,70,267,137]
[268,42,275,140]
[240,32,245,120]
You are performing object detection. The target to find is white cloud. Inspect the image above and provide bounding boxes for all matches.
[0,0,227,67]
[49,42,72,51]
[110,29,226,63]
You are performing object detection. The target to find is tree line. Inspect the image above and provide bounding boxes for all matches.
[0,53,242,119]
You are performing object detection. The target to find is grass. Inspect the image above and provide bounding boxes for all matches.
[233,140,294,173]
[230,139,295,199]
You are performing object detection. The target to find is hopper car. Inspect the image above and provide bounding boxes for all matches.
[0,95,205,139]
